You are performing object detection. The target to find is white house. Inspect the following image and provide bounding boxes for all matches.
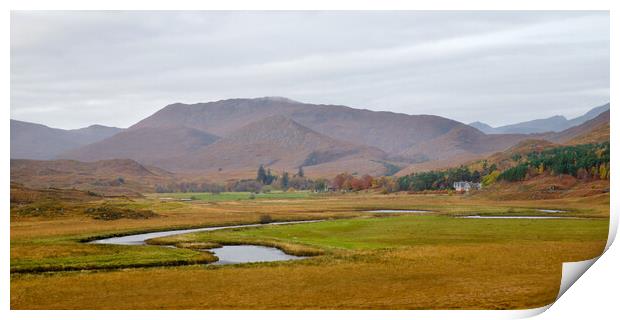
[453,181,481,192]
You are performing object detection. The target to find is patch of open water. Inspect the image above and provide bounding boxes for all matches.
[91,220,322,246]
[208,245,305,265]
[89,220,323,264]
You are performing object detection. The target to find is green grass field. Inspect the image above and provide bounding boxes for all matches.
[153,215,608,251]
[10,237,216,273]
[10,192,610,309]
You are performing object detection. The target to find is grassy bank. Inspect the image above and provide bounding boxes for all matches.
[154,215,608,251]
[10,192,610,309]
[11,215,607,309]
[10,237,217,273]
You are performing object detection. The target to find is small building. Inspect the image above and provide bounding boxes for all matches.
[453,181,481,192]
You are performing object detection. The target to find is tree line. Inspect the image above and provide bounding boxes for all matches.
[497,142,610,182]
[155,142,609,194]
[156,165,327,193]
[396,166,483,192]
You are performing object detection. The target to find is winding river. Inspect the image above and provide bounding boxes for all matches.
[90,211,579,265]
[90,220,323,264]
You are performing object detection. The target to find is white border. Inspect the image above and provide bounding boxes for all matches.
[2,1,617,319]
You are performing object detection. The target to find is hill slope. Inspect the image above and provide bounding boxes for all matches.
[10,159,174,195]
[10,120,123,160]
[132,97,464,155]
[159,116,388,176]
[397,126,527,161]
[56,97,546,176]
[463,111,610,177]
[546,110,610,143]
[59,126,220,167]
[396,107,610,176]
[566,123,610,145]
[470,103,609,134]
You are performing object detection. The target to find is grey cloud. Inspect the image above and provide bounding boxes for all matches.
[11,11,609,129]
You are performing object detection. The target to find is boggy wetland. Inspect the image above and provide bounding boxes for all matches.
[10,190,608,309]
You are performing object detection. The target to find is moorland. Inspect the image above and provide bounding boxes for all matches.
[10,98,610,309]
[10,183,609,309]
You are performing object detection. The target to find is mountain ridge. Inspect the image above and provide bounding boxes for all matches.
[10,119,123,160]
[154,115,388,175]
[12,98,609,179]
[469,103,609,134]
[58,126,220,167]
[131,97,463,154]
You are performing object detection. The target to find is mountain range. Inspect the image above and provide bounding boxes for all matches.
[10,120,123,160]
[394,110,610,176]
[10,97,611,179]
[469,103,609,134]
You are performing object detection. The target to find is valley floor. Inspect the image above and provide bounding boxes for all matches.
[10,191,609,309]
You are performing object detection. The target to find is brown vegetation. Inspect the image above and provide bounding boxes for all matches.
[546,110,610,143]
[85,206,159,220]
[10,186,609,309]
[10,158,174,196]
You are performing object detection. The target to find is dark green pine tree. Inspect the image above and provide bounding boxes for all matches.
[266,169,274,185]
[257,165,267,184]
[297,166,304,178]
[281,171,290,189]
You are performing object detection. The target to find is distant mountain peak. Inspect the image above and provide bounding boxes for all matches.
[222,115,329,147]
[468,121,494,132]
[256,96,300,103]
[469,121,489,126]
[11,120,123,160]
[547,115,567,121]
[78,124,124,131]
[471,103,609,134]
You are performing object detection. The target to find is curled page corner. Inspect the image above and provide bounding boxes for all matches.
[514,257,602,319]
[535,214,617,316]
[557,256,600,299]
[507,305,551,319]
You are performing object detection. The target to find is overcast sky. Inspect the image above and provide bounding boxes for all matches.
[11,11,609,129]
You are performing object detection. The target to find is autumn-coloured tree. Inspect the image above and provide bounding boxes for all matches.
[332,173,351,190]
[599,164,608,180]
[360,175,373,189]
